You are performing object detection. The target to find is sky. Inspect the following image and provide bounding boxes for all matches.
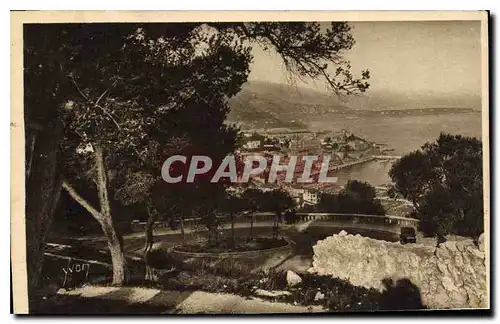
[248,21,482,97]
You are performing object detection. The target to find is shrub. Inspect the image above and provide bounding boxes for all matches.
[244,271,422,311]
[175,237,288,254]
[389,133,483,238]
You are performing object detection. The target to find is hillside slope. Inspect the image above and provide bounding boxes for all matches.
[227,81,348,129]
[227,81,480,130]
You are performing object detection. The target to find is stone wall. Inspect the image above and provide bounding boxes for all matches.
[309,232,487,309]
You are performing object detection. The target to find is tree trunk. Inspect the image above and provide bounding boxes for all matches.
[25,120,64,297]
[272,212,280,240]
[93,144,127,285]
[231,213,235,248]
[144,203,156,281]
[207,225,212,245]
[180,218,185,245]
[25,131,37,179]
[99,217,127,285]
[62,144,128,286]
[250,214,254,239]
[411,197,420,213]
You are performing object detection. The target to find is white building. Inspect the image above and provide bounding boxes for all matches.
[284,185,319,207]
[302,190,319,206]
[243,140,261,150]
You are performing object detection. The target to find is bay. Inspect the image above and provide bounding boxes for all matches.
[308,112,483,186]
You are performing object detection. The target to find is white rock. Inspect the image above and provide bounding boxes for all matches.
[286,270,302,287]
[314,291,325,301]
[309,232,487,309]
[254,289,292,298]
[338,230,348,236]
[478,233,485,252]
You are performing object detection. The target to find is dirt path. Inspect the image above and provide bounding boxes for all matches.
[56,285,325,314]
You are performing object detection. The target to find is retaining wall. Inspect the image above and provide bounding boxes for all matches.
[309,232,487,309]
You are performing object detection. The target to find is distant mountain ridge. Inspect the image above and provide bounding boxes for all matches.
[227,81,480,129]
[227,81,348,129]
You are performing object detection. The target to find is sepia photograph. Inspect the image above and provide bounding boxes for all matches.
[10,11,490,314]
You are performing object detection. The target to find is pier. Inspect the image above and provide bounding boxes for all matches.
[309,154,401,177]
[372,155,401,160]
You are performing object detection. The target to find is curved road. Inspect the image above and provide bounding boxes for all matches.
[123,220,400,258]
[46,215,410,280]
[50,218,403,258]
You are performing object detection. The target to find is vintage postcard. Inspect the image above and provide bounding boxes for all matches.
[11,11,490,314]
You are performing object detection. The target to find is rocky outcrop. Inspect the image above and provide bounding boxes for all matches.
[309,233,487,309]
[286,270,303,287]
[478,233,485,252]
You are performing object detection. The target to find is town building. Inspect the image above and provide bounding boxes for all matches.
[282,184,319,208]
[242,133,264,151]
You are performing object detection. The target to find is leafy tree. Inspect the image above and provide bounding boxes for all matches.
[34,24,249,285]
[389,133,483,238]
[318,180,385,215]
[225,22,370,96]
[24,25,76,294]
[24,119,64,296]
[260,189,295,239]
[284,208,299,224]
[418,185,457,237]
[241,188,265,238]
[239,187,294,239]
[343,180,377,201]
[388,150,437,210]
[297,203,316,213]
[24,21,370,290]
[219,194,245,247]
[58,25,242,285]
[317,192,338,212]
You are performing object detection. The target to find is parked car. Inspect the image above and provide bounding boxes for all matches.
[400,227,417,244]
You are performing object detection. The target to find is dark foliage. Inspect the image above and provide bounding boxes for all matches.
[25,21,370,289]
[175,237,288,254]
[389,133,483,238]
[246,271,424,311]
[317,180,386,215]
